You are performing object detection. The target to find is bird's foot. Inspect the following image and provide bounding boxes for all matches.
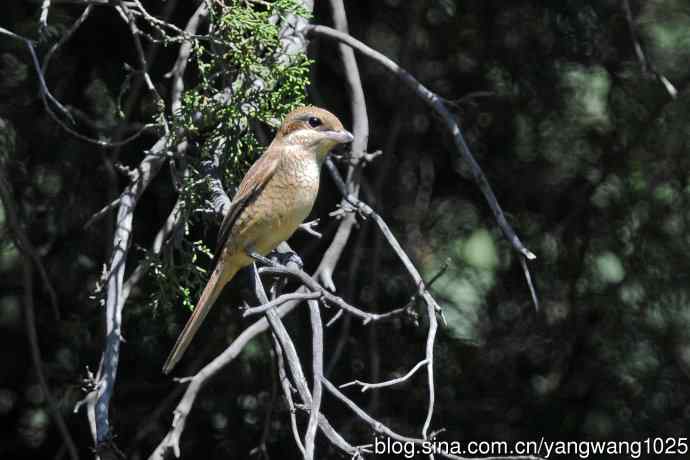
[271,246,303,269]
[248,251,274,266]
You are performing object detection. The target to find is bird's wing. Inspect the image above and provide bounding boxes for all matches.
[212,147,281,265]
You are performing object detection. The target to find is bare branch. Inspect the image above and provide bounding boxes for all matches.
[313,0,369,291]
[422,299,438,442]
[298,219,322,238]
[257,264,402,324]
[304,25,537,280]
[166,2,209,113]
[304,299,324,460]
[272,333,305,456]
[242,291,322,317]
[0,26,74,123]
[39,0,52,34]
[83,197,122,229]
[121,192,185,302]
[115,1,167,133]
[42,4,93,72]
[324,159,442,440]
[323,379,544,460]
[254,266,361,459]
[520,255,539,311]
[622,0,677,99]
[148,297,302,460]
[85,137,170,447]
[150,254,359,458]
[340,359,429,393]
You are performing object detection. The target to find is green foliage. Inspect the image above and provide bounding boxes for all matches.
[145,0,312,313]
[146,234,213,312]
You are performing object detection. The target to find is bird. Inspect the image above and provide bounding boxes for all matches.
[162,106,353,374]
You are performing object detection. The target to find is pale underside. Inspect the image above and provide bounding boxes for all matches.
[215,145,321,284]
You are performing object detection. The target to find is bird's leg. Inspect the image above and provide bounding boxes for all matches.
[272,243,304,270]
[248,251,274,267]
[247,248,286,300]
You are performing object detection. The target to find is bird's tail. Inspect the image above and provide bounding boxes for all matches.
[162,263,238,374]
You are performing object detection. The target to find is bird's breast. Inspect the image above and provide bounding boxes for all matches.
[272,154,320,221]
[230,152,320,257]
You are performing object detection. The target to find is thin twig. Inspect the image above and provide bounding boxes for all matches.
[305,25,538,308]
[272,333,305,456]
[299,219,322,238]
[257,264,404,324]
[324,159,442,442]
[0,26,74,123]
[323,378,543,460]
[421,299,438,442]
[304,299,323,460]
[84,197,121,229]
[115,1,168,135]
[122,192,185,302]
[166,1,209,113]
[340,359,429,393]
[39,0,52,34]
[622,0,677,99]
[242,291,322,317]
[250,336,278,459]
[255,273,360,459]
[253,264,361,458]
[42,5,93,72]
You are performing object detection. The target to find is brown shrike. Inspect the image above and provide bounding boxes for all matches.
[162,106,353,374]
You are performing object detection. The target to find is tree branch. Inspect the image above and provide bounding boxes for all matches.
[253,266,362,459]
[304,24,538,306]
[313,0,369,291]
[622,0,677,99]
[323,378,543,460]
[304,299,323,460]
[86,137,170,448]
[340,359,429,393]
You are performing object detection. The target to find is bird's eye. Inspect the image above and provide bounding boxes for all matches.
[308,116,322,128]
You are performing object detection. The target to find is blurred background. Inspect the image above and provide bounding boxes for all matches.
[1,0,690,458]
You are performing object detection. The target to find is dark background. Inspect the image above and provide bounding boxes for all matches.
[1,0,690,459]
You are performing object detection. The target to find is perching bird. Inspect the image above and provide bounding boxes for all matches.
[162,106,353,374]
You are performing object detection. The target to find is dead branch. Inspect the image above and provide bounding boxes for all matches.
[256,264,407,324]
[242,291,323,317]
[253,265,363,459]
[324,158,443,439]
[622,0,677,99]
[304,298,324,460]
[323,378,544,460]
[304,24,538,305]
[272,332,305,456]
[313,0,369,291]
[340,359,429,393]
[86,138,170,448]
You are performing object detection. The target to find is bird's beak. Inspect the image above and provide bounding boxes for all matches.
[325,129,354,144]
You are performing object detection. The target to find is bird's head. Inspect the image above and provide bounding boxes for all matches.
[275,106,354,160]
